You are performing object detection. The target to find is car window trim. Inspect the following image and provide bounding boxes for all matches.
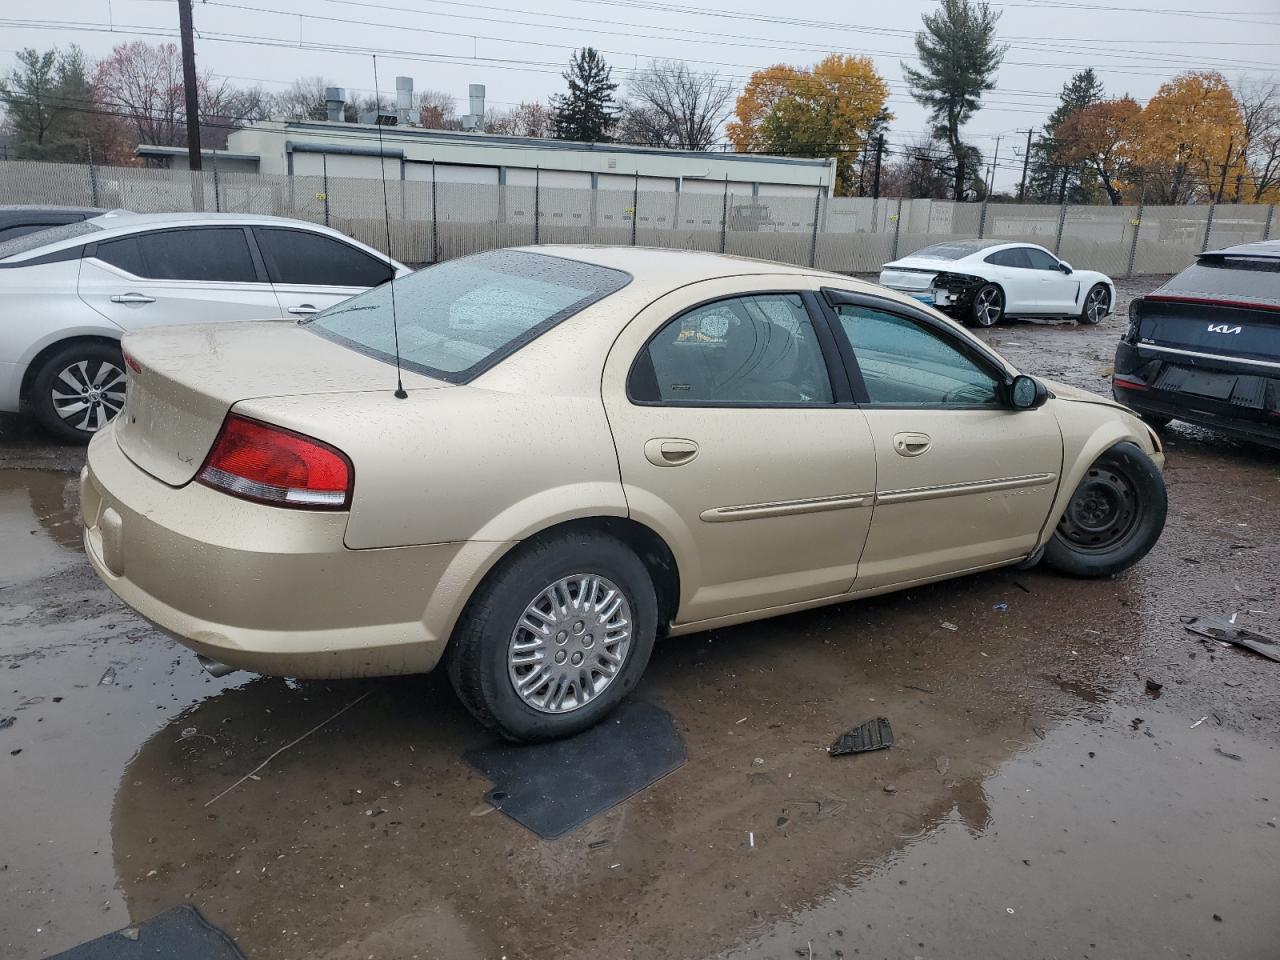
[625,289,855,408]
[85,225,269,284]
[820,287,1014,410]
[252,225,392,288]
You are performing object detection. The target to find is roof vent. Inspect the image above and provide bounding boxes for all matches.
[396,77,414,126]
[324,87,346,123]
[462,83,485,131]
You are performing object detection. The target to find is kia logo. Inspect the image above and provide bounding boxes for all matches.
[1206,323,1242,334]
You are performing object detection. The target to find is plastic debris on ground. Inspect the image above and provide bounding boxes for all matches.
[1181,615,1280,663]
[829,717,893,757]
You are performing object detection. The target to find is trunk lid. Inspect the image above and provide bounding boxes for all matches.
[116,321,448,486]
[878,259,940,291]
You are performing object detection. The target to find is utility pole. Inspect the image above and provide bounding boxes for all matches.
[1215,138,1233,204]
[1018,129,1034,202]
[986,135,1002,196]
[872,134,884,200]
[1057,166,1069,205]
[178,0,202,171]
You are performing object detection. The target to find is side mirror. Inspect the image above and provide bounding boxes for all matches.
[1059,261,1073,274]
[1009,374,1048,410]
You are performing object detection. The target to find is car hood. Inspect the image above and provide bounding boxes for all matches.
[1042,378,1124,409]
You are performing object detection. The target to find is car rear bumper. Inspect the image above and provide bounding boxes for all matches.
[1113,341,1280,448]
[81,425,497,678]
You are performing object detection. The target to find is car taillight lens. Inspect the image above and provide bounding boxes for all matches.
[197,414,353,509]
[1112,373,1149,392]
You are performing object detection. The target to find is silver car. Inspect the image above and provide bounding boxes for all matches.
[0,211,407,441]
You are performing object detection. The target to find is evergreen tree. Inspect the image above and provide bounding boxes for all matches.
[551,47,618,143]
[902,0,1007,200]
[0,48,60,159]
[1027,68,1106,203]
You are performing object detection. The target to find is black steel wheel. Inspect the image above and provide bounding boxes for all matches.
[1044,442,1166,578]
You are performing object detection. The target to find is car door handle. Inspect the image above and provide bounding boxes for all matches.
[287,304,318,315]
[109,292,155,304]
[893,432,932,457]
[644,438,699,467]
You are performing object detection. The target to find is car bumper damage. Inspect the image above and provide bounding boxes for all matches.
[878,268,985,312]
[81,425,491,678]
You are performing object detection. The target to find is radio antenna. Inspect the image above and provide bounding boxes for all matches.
[372,55,408,399]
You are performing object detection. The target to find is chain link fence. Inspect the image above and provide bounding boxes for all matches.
[2,158,1275,275]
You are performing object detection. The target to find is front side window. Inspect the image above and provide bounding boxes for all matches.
[96,228,257,283]
[255,228,391,288]
[985,248,1031,268]
[634,294,833,404]
[1024,247,1062,271]
[306,249,630,381]
[834,304,1000,406]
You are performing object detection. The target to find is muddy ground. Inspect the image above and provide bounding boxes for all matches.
[1,277,1277,960]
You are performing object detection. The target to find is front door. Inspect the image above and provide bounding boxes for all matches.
[825,293,1063,590]
[78,226,282,329]
[1024,246,1081,313]
[603,280,878,626]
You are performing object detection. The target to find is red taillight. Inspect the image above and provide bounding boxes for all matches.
[1112,373,1149,392]
[122,351,142,374]
[197,414,353,509]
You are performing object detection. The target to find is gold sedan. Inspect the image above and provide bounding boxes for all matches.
[82,247,1167,741]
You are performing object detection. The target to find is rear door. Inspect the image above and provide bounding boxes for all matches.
[603,279,878,626]
[252,226,394,318]
[78,226,283,329]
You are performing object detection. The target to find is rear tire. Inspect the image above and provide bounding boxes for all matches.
[969,284,1004,327]
[1044,442,1166,578]
[29,341,126,444]
[446,529,657,742]
[1079,283,1109,325]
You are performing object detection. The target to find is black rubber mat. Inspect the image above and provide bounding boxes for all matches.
[464,700,686,839]
[47,904,245,960]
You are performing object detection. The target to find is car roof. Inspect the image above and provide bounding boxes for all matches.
[84,210,338,231]
[515,244,829,288]
[1201,239,1280,260]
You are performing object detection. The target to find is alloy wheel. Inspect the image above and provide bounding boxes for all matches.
[975,287,1003,326]
[1084,286,1109,324]
[51,359,126,433]
[507,573,633,714]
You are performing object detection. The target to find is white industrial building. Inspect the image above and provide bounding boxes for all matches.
[137,82,835,199]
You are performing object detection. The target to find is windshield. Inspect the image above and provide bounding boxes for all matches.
[907,240,1001,261]
[0,219,102,261]
[306,249,632,382]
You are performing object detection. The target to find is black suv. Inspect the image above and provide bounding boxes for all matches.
[1114,240,1280,448]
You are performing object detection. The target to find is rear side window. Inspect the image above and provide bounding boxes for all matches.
[306,249,630,382]
[96,228,257,282]
[255,228,391,288]
[633,294,834,405]
[1158,256,1280,307]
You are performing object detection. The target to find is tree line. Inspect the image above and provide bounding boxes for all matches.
[2,0,1277,204]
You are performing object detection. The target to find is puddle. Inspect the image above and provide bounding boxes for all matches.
[0,470,82,588]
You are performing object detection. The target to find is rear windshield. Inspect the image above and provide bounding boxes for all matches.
[907,240,1000,261]
[1158,256,1280,307]
[0,219,102,261]
[305,249,631,382]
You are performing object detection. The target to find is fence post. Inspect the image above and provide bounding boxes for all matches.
[809,185,822,268]
[631,171,639,246]
[430,159,439,264]
[719,175,728,254]
[321,154,330,227]
[1053,203,1068,256]
[977,199,988,239]
[1202,203,1216,252]
[88,156,100,208]
[1125,203,1144,279]
[534,166,541,246]
[1264,204,1276,241]
[212,151,221,213]
[891,197,903,261]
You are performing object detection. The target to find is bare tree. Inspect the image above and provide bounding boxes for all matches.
[417,89,460,129]
[273,76,330,121]
[1235,78,1280,202]
[879,136,953,199]
[623,59,732,150]
[487,101,552,138]
[94,41,185,146]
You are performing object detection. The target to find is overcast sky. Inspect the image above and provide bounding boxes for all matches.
[4,0,1280,190]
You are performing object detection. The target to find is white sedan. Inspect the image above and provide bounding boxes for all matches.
[879,240,1115,328]
[0,211,407,442]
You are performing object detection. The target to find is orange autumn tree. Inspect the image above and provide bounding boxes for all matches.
[728,55,891,196]
[1056,97,1142,205]
[1126,72,1245,203]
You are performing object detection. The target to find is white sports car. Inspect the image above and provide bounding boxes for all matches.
[879,240,1115,328]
